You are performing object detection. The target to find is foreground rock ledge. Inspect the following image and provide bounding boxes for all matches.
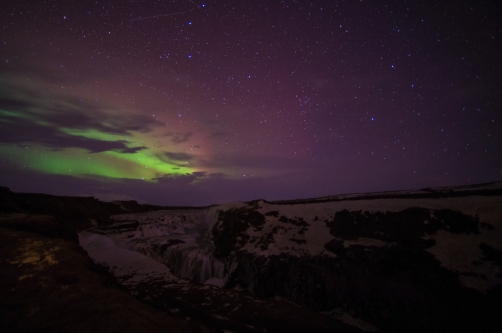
[0,226,209,333]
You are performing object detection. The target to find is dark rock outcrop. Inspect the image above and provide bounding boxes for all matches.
[0,186,195,231]
[210,196,502,332]
[0,215,79,242]
[212,207,266,257]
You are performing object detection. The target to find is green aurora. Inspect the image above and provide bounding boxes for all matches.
[0,108,196,181]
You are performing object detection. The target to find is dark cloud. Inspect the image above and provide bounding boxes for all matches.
[153,172,207,184]
[42,97,159,134]
[207,172,225,179]
[118,146,147,154]
[0,83,161,153]
[0,82,160,134]
[0,121,132,153]
[164,132,193,144]
[161,151,299,171]
[0,97,34,111]
[164,151,195,161]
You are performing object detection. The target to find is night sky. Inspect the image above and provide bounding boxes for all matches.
[1,0,501,206]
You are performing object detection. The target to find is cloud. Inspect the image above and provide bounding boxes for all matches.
[0,83,160,153]
[164,132,193,144]
[153,171,208,184]
[0,119,132,153]
[40,96,159,134]
[118,146,147,154]
[0,97,34,111]
[164,151,196,161]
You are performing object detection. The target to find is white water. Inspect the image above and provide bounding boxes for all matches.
[133,241,225,284]
[86,208,226,285]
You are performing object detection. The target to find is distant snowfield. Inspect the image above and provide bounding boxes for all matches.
[252,192,502,330]
[253,196,502,292]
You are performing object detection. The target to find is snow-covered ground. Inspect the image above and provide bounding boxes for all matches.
[78,183,502,332]
[82,208,227,286]
[79,232,189,289]
[81,192,502,292]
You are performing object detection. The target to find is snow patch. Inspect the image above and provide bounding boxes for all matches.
[204,277,225,288]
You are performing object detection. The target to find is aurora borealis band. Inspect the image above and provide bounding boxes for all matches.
[0,105,195,180]
[1,1,501,205]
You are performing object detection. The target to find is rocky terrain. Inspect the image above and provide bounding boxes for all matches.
[0,220,209,333]
[1,182,502,332]
[0,186,359,333]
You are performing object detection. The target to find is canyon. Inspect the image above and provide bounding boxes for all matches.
[2,182,502,332]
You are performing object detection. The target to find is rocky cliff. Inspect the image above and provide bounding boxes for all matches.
[82,182,502,332]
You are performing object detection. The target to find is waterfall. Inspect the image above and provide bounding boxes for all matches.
[134,242,225,284]
[104,208,226,286]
